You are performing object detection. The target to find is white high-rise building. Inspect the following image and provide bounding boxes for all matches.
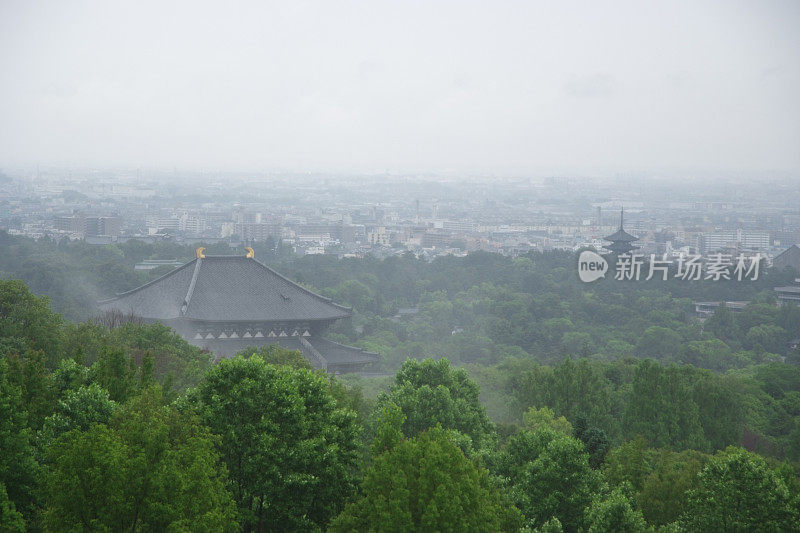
[699,229,770,254]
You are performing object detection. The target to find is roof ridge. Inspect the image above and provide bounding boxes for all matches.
[98,255,354,321]
[181,257,203,316]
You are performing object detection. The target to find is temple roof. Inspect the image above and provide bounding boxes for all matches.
[310,337,381,365]
[604,208,639,243]
[196,336,380,369]
[99,255,351,322]
[604,228,639,242]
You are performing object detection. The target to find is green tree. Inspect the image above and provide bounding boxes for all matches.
[744,324,789,355]
[523,406,573,435]
[623,360,706,450]
[547,358,613,434]
[104,322,213,392]
[680,447,799,531]
[0,359,38,525]
[51,357,89,395]
[574,415,611,469]
[139,350,155,388]
[639,449,706,527]
[234,344,312,369]
[603,436,653,492]
[42,387,237,531]
[371,401,406,456]
[42,424,136,531]
[678,339,739,371]
[533,517,564,532]
[636,326,682,361]
[3,350,57,430]
[38,383,116,446]
[497,429,601,532]
[704,303,738,344]
[0,279,64,368]
[420,299,455,337]
[324,279,376,313]
[192,356,360,531]
[330,427,517,532]
[561,332,595,357]
[379,358,495,451]
[603,339,635,359]
[91,346,137,402]
[0,482,25,532]
[584,486,650,533]
[691,373,743,451]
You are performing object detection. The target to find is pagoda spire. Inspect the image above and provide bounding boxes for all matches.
[603,206,638,254]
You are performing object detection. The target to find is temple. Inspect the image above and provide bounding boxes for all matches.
[98,249,379,373]
[603,208,639,254]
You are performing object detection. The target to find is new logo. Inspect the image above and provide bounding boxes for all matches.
[578,250,608,283]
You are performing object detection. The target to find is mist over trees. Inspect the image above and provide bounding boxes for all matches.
[0,234,799,531]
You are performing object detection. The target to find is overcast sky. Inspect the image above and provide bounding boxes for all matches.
[1,0,798,176]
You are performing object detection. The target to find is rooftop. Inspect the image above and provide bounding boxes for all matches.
[604,228,639,242]
[603,208,639,243]
[99,255,351,322]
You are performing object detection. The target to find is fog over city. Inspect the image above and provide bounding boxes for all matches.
[4,3,800,531]
[1,0,799,176]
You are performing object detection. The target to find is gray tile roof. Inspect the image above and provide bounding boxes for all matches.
[99,256,351,322]
[98,260,198,320]
[309,337,381,365]
[198,337,310,361]
[604,228,638,242]
[195,336,379,370]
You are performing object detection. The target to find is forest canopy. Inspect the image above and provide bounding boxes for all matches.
[0,233,799,531]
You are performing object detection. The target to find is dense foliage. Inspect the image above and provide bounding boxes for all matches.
[1,234,799,531]
[331,426,514,532]
[189,356,361,531]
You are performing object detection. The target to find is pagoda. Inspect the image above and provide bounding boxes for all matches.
[98,248,379,374]
[603,208,639,254]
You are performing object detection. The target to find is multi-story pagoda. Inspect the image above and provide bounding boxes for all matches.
[98,248,379,374]
[603,208,639,254]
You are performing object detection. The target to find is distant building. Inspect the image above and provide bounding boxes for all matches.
[147,214,180,233]
[421,231,451,248]
[54,215,84,234]
[297,223,353,243]
[146,212,206,236]
[235,222,282,241]
[95,217,121,237]
[442,220,476,233]
[308,246,326,255]
[773,245,800,271]
[694,301,750,318]
[178,213,206,235]
[54,214,120,237]
[367,226,391,246]
[603,209,638,254]
[99,251,379,373]
[774,282,800,305]
[699,229,770,255]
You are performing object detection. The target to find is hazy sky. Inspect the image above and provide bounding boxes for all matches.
[1,0,798,176]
